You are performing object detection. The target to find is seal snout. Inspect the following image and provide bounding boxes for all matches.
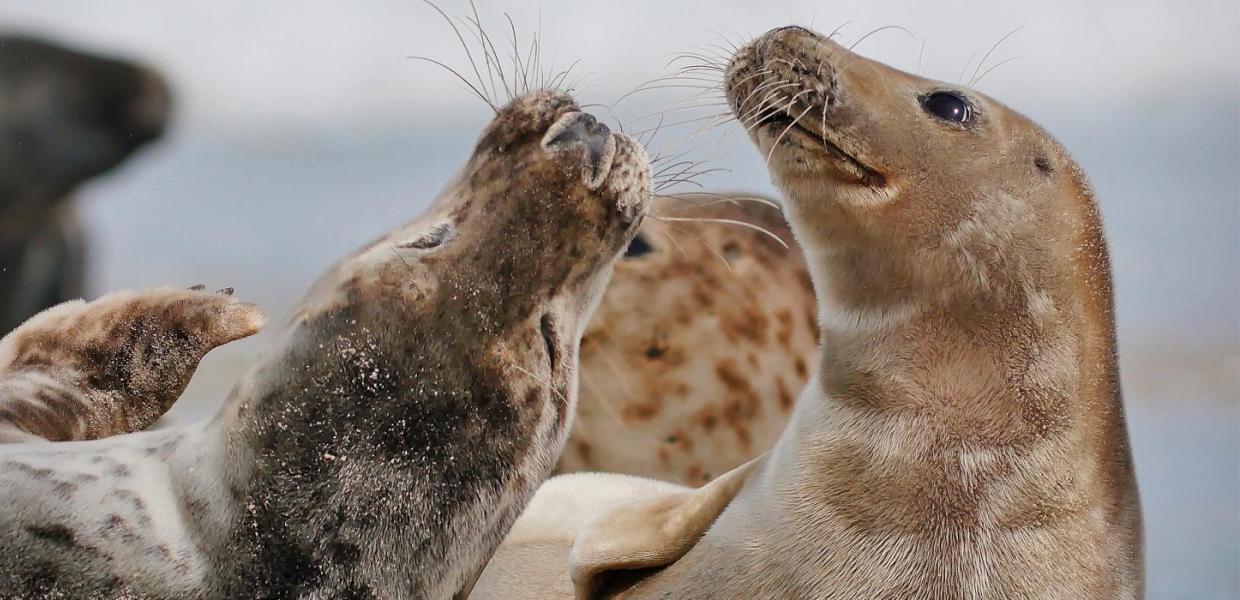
[542,111,618,190]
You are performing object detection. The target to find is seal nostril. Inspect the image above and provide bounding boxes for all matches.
[542,111,618,189]
[544,112,607,149]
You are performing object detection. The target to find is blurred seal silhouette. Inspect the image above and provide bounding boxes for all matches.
[0,35,172,334]
[475,25,1142,600]
[0,90,650,599]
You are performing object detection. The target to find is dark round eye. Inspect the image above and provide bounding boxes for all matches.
[623,233,654,258]
[922,92,972,124]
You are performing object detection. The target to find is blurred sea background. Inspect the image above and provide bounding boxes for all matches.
[1,1,1236,597]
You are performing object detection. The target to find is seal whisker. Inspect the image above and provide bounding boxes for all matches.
[647,114,738,154]
[464,2,513,101]
[578,366,625,427]
[632,112,733,138]
[737,89,795,132]
[407,56,497,113]
[419,0,497,110]
[846,24,916,52]
[971,55,1020,87]
[764,102,813,170]
[546,58,582,92]
[654,192,782,212]
[653,177,704,192]
[657,163,729,185]
[625,102,731,128]
[502,13,532,96]
[736,79,796,122]
[651,215,789,249]
[593,343,639,407]
[741,87,806,137]
[916,38,928,76]
[521,17,541,93]
[957,48,980,85]
[654,219,736,275]
[666,53,727,71]
[827,21,853,41]
[652,159,726,189]
[969,28,1023,86]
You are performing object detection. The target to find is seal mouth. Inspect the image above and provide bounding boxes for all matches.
[755,109,885,186]
[727,30,886,187]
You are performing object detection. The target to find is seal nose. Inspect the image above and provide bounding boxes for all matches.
[544,112,611,158]
[542,111,617,190]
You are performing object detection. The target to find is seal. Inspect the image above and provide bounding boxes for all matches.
[0,89,651,599]
[0,285,264,444]
[0,35,172,333]
[560,195,817,486]
[473,25,1143,599]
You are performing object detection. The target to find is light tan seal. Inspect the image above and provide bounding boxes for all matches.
[474,25,1143,600]
[0,89,651,599]
[561,195,817,486]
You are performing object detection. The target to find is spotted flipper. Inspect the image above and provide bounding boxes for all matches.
[0,286,264,442]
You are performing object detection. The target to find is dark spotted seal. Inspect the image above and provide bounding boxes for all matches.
[0,35,172,334]
[0,90,650,599]
[475,25,1142,600]
[560,195,816,486]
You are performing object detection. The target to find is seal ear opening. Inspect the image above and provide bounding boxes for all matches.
[568,456,762,599]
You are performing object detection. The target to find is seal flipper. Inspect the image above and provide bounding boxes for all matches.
[568,456,763,599]
[0,286,265,442]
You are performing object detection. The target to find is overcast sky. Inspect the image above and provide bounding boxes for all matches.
[2,0,1236,135]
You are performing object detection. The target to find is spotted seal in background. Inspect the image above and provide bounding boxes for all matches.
[0,35,172,334]
[475,24,1143,600]
[0,90,651,599]
[560,195,816,486]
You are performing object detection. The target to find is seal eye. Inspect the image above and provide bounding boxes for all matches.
[922,92,972,125]
[398,222,453,250]
[624,234,654,258]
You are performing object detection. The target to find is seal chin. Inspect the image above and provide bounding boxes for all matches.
[542,111,618,190]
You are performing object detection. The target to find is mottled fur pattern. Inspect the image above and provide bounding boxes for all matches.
[474,26,1141,600]
[0,286,264,443]
[560,195,817,486]
[0,90,650,599]
[0,35,171,333]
